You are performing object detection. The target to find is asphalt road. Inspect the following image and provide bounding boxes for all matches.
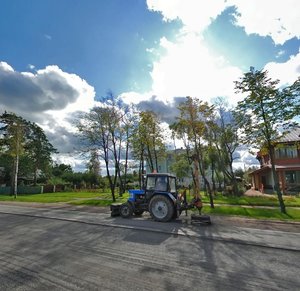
[0,204,299,290]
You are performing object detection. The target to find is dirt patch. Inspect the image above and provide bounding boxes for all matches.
[244,189,274,197]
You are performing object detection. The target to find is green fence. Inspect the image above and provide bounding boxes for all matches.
[0,186,43,195]
[0,187,11,195]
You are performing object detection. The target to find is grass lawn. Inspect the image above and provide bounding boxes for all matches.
[201,193,300,207]
[202,205,300,221]
[0,191,114,203]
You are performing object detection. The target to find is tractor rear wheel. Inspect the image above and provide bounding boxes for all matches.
[120,203,133,218]
[149,195,174,222]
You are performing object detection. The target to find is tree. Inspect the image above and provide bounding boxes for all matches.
[0,112,28,197]
[52,163,73,177]
[234,68,300,213]
[26,122,57,185]
[171,97,215,208]
[0,112,56,193]
[131,110,166,182]
[212,97,240,195]
[86,149,101,177]
[121,104,138,193]
[169,152,191,181]
[88,92,137,196]
[78,106,114,200]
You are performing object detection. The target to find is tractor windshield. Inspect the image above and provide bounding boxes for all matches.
[155,177,167,191]
[146,175,176,193]
[169,177,176,193]
[146,175,168,192]
[146,176,156,190]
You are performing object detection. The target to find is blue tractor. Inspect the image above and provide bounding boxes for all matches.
[111,173,210,223]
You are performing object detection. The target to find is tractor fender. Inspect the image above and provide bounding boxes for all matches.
[152,192,177,204]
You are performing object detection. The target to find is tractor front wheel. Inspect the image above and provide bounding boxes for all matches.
[149,195,174,222]
[120,203,133,218]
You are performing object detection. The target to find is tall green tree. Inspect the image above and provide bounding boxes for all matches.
[234,68,300,213]
[0,112,57,193]
[212,97,240,195]
[26,122,57,185]
[171,97,215,208]
[77,105,118,201]
[94,92,136,196]
[0,112,27,197]
[86,149,101,177]
[131,111,166,174]
[121,104,138,193]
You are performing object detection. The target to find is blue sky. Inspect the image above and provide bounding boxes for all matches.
[0,0,179,96]
[1,0,300,169]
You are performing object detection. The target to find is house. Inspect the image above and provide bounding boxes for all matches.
[250,128,300,194]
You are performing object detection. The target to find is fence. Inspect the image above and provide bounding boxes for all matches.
[0,186,43,195]
[0,184,69,195]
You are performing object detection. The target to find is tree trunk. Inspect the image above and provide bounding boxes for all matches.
[269,146,286,213]
[13,155,19,198]
[198,160,214,208]
[228,160,239,196]
[123,137,129,193]
[204,177,214,208]
[104,159,116,202]
[33,165,38,186]
[211,160,216,194]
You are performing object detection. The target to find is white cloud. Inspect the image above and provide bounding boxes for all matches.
[0,61,14,72]
[231,0,300,45]
[0,62,96,153]
[119,91,153,105]
[36,65,96,114]
[44,34,52,40]
[147,0,300,45]
[28,64,35,70]
[276,50,285,59]
[264,49,300,86]
[144,0,300,107]
[0,63,95,116]
[149,33,242,103]
[147,0,228,33]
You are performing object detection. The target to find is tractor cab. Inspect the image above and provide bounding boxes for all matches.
[144,173,177,201]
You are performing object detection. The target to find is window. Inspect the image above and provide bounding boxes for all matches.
[285,171,300,184]
[169,177,176,193]
[155,177,167,191]
[275,145,298,159]
[146,176,156,190]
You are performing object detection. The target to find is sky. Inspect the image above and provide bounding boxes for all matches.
[1,0,300,171]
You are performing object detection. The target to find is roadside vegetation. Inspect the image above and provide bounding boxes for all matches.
[0,191,113,203]
[200,193,300,207]
[203,206,300,221]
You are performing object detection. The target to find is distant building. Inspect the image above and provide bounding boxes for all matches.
[145,149,209,188]
[250,129,300,194]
